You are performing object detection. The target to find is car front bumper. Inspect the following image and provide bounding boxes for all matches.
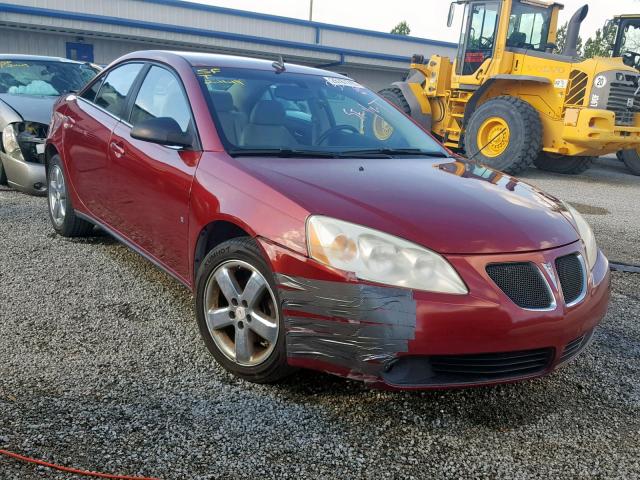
[0,151,47,196]
[259,238,611,390]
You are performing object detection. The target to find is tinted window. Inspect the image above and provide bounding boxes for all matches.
[507,3,552,51]
[130,66,191,133]
[81,77,103,102]
[95,63,143,117]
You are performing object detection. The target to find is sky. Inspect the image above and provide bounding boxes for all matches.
[194,0,639,44]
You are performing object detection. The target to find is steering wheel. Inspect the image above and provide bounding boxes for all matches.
[317,124,360,145]
[478,36,493,49]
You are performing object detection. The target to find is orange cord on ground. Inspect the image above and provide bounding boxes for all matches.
[0,449,160,480]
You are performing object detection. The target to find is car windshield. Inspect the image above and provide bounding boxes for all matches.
[194,66,447,157]
[0,59,99,96]
[507,2,553,51]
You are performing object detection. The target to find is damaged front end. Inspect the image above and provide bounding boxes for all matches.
[1,121,48,194]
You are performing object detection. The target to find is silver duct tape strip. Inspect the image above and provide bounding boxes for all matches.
[276,275,417,377]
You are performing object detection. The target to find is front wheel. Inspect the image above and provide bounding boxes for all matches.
[195,238,294,384]
[533,153,593,175]
[617,149,640,176]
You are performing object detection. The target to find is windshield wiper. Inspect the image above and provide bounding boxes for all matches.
[227,148,340,158]
[337,148,450,158]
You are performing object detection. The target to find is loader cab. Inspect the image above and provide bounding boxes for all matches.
[450,0,561,84]
[612,16,640,69]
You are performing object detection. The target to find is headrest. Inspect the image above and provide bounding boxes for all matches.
[211,91,234,112]
[250,100,285,125]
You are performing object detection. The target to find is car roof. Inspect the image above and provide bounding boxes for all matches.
[0,54,87,64]
[116,50,350,78]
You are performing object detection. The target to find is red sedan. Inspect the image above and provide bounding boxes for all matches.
[46,51,610,389]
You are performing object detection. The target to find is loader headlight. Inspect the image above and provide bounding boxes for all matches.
[2,124,24,161]
[563,202,598,271]
[306,215,468,294]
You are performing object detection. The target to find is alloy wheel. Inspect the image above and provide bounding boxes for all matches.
[203,260,279,367]
[48,165,67,227]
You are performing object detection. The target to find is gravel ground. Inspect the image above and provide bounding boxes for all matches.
[1,158,639,479]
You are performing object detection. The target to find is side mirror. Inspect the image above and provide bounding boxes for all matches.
[130,117,193,148]
[447,2,456,28]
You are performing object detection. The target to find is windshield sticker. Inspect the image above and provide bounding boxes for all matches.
[373,115,394,141]
[324,77,364,90]
[196,67,221,76]
[204,78,245,87]
[0,61,29,69]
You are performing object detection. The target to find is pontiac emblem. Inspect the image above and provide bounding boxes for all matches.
[542,262,558,290]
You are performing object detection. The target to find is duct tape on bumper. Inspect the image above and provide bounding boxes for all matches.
[276,274,417,380]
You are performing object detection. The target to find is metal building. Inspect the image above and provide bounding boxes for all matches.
[0,0,457,90]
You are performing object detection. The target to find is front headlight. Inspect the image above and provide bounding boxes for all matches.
[2,124,24,161]
[563,203,598,271]
[306,215,468,294]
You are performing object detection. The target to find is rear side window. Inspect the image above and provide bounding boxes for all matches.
[129,66,191,133]
[81,77,103,102]
[94,63,143,117]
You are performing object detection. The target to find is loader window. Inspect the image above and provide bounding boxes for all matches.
[458,2,500,76]
[507,3,552,51]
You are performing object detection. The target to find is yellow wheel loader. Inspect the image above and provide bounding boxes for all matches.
[379,0,640,175]
[610,14,640,175]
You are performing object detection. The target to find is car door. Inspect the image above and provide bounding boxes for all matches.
[63,62,144,219]
[107,64,201,281]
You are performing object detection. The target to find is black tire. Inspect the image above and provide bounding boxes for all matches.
[195,237,294,384]
[533,153,594,175]
[378,87,412,115]
[0,157,7,185]
[47,154,94,237]
[618,149,640,176]
[464,96,542,175]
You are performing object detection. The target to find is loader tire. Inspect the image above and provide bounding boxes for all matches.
[464,96,542,175]
[379,87,412,115]
[617,149,640,176]
[534,153,593,175]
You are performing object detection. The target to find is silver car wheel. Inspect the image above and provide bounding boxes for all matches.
[48,165,67,227]
[203,260,279,367]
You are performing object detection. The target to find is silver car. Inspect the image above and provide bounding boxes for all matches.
[0,55,99,195]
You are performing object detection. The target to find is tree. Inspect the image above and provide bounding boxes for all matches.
[555,22,583,56]
[391,21,411,36]
[583,21,617,58]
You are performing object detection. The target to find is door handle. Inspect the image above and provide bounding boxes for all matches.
[110,141,125,158]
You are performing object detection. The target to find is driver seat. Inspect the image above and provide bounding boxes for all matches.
[240,100,298,148]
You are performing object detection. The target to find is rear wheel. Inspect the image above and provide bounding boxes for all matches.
[378,87,411,115]
[464,96,542,175]
[617,149,640,176]
[47,154,94,237]
[533,153,593,175]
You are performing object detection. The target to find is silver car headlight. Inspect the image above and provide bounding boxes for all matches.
[306,215,468,294]
[2,124,24,161]
[563,203,598,271]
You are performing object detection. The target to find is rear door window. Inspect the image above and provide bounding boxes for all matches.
[94,63,143,117]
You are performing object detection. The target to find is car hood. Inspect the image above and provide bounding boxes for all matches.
[0,94,58,124]
[237,156,579,255]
